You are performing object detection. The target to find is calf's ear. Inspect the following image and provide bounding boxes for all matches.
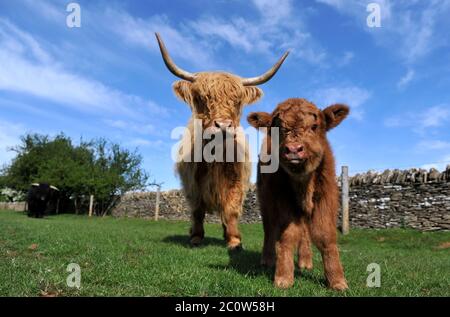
[173,81,193,105]
[247,112,272,128]
[322,104,350,131]
[243,87,263,105]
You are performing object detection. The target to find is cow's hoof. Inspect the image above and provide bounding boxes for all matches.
[190,236,203,247]
[227,237,242,251]
[274,277,294,289]
[228,243,243,252]
[299,259,313,270]
[329,280,348,291]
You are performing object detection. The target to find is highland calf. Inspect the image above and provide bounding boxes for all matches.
[247,98,349,290]
[155,33,288,249]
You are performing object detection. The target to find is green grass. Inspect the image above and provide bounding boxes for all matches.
[0,210,449,297]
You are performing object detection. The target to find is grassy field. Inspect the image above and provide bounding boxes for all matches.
[0,210,449,297]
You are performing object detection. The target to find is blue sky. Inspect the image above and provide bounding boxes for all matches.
[1,0,450,190]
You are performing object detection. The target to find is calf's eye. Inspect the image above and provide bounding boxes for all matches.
[311,124,318,132]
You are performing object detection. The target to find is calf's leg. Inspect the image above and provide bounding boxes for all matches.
[274,222,300,288]
[309,212,347,291]
[298,220,313,270]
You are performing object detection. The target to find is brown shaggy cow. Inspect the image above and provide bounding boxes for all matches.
[155,33,289,249]
[247,98,349,290]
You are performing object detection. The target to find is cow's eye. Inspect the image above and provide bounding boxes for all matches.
[280,127,290,134]
[311,124,318,132]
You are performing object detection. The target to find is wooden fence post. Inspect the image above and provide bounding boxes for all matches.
[88,195,94,217]
[341,166,350,235]
[155,186,160,221]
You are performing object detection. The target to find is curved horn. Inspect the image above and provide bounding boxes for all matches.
[31,183,39,187]
[155,33,196,82]
[241,51,290,86]
[50,186,59,191]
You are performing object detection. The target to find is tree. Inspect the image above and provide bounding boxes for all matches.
[1,133,149,215]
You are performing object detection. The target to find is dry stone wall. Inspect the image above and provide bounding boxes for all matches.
[0,202,26,212]
[111,167,450,231]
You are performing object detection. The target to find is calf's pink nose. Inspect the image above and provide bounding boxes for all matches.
[286,144,304,154]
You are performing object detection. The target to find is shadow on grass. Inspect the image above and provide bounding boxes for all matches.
[212,248,327,287]
[223,248,272,278]
[26,216,55,221]
[162,235,226,248]
[164,234,327,287]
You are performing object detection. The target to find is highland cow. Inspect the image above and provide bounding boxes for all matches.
[155,33,289,249]
[27,183,59,218]
[247,98,349,290]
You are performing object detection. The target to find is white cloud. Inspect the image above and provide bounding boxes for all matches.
[316,0,449,64]
[0,20,166,118]
[385,104,450,131]
[312,86,371,119]
[128,138,164,148]
[251,0,293,23]
[22,0,65,23]
[317,0,392,20]
[421,154,450,171]
[421,105,450,128]
[104,120,159,136]
[189,17,256,53]
[397,69,415,89]
[417,140,450,151]
[337,51,354,67]
[104,10,217,69]
[188,4,326,65]
[0,19,52,64]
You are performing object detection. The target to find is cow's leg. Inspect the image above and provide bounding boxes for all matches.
[220,184,245,250]
[274,222,299,289]
[298,219,313,270]
[309,212,347,291]
[261,212,276,267]
[189,206,205,246]
[222,208,242,250]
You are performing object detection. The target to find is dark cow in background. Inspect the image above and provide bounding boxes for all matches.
[27,183,59,218]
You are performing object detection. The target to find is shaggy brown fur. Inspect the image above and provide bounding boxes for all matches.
[155,32,288,249]
[247,98,349,290]
[175,73,262,249]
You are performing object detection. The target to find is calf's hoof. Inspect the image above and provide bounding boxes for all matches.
[329,280,348,291]
[227,237,242,251]
[274,276,294,289]
[190,236,203,247]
